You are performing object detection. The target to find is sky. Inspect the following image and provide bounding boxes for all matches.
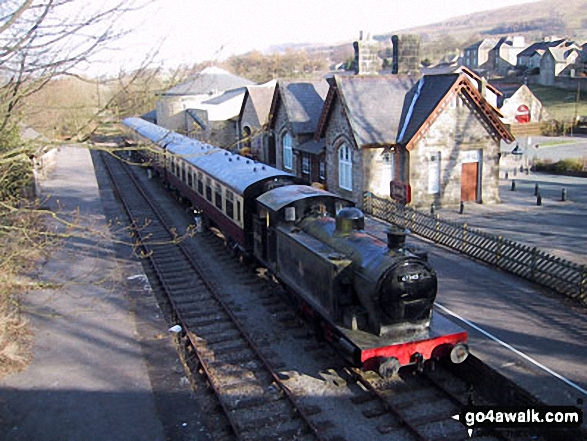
[84,0,540,75]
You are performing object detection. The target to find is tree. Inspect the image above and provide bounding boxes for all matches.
[0,0,154,378]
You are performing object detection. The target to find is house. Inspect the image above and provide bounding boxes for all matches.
[540,45,581,85]
[267,79,329,185]
[516,38,567,73]
[156,66,254,134]
[315,73,515,208]
[237,80,277,162]
[485,36,526,76]
[185,86,250,148]
[463,39,498,71]
[492,83,546,125]
[463,36,526,77]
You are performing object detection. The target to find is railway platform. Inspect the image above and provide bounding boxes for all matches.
[0,145,209,441]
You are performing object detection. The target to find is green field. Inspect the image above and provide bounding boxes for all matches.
[529,84,587,121]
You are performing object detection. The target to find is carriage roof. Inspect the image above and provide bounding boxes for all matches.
[123,117,296,195]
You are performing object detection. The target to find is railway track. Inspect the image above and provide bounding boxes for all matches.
[98,148,575,441]
[101,151,323,441]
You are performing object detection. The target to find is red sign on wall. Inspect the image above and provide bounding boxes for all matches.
[390,180,411,204]
[515,104,530,124]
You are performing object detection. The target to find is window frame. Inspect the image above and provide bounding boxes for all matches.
[282,132,293,170]
[338,143,353,191]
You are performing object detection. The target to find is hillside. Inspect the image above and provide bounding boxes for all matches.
[385,0,587,46]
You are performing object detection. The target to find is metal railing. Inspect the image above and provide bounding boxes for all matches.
[363,192,587,306]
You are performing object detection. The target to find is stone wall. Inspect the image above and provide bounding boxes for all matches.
[408,94,501,208]
[323,97,364,206]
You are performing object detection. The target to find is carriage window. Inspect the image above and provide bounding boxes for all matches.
[187,170,193,188]
[225,190,234,219]
[215,183,222,209]
[181,162,186,183]
[236,201,242,223]
[206,177,212,202]
[197,172,203,194]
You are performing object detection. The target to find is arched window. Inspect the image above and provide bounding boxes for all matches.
[338,143,352,191]
[282,132,293,170]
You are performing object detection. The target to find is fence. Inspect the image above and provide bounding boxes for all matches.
[363,193,587,306]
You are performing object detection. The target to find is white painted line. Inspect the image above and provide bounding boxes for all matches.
[435,302,587,397]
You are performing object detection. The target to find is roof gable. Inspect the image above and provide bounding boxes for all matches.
[239,81,277,128]
[398,73,514,150]
[268,80,329,135]
[316,75,417,148]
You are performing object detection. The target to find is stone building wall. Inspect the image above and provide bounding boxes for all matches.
[240,100,265,159]
[408,93,500,208]
[323,97,364,206]
[272,101,290,172]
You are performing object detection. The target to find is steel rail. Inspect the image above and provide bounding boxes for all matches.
[101,152,326,440]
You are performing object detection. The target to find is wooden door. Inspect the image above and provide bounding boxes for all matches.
[461,162,478,202]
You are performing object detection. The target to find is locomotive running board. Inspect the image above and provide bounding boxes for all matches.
[337,313,468,372]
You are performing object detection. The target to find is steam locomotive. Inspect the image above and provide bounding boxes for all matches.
[122,117,468,377]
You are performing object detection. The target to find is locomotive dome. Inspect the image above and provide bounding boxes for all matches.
[335,207,365,235]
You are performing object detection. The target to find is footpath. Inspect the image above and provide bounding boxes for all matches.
[0,146,208,441]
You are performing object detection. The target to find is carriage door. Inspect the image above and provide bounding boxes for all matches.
[253,209,268,262]
[461,150,481,202]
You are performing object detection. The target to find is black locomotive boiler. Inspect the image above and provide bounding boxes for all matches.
[123,117,469,377]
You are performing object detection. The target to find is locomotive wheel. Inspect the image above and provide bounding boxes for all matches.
[378,357,400,378]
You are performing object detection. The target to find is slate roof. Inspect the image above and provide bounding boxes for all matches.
[201,87,248,105]
[317,75,418,148]
[239,80,277,127]
[295,139,325,154]
[397,74,461,144]
[517,39,566,58]
[163,66,254,97]
[270,80,329,135]
[317,73,514,150]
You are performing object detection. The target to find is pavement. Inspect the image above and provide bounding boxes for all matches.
[0,146,208,441]
[433,171,587,266]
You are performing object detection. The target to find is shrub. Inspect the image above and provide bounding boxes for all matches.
[535,158,585,173]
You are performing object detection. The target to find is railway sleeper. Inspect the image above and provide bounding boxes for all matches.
[411,419,467,441]
[380,385,446,408]
[233,410,306,440]
[189,327,241,344]
[172,296,217,310]
[208,347,256,364]
[187,320,236,336]
[183,313,228,328]
[207,339,250,355]
[221,387,285,412]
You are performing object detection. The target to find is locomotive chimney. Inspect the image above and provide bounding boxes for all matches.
[386,226,406,250]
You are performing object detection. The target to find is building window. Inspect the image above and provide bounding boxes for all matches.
[282,132,293,170]
[319,157,325,179]
[338,143,353,191]
[382,151,395,181]
[302,153,310,174]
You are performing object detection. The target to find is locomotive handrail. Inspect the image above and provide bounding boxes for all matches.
[363,192,587,307]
